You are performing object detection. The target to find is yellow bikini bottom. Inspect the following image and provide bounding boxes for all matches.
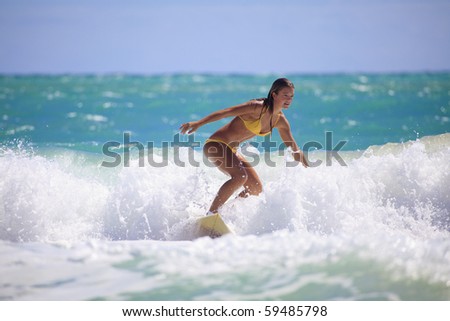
[205,138,238,154]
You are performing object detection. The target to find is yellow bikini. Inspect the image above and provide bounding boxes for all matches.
[239,109,282,136]
[205,138,238,154]
[205,110,282,154]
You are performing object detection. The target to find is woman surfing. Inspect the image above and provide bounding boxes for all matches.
[180,78,309,215]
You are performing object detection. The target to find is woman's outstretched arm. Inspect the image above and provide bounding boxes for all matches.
[179,101,258,134]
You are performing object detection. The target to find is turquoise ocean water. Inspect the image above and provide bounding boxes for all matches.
[0,73,449,300]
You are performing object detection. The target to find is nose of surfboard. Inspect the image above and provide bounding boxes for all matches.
[196,213,233,238]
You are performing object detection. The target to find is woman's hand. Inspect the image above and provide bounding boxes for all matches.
[179,121,201,134]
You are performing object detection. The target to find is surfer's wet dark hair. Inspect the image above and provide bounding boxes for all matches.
[252,78,295,133]
[264,78,295,111]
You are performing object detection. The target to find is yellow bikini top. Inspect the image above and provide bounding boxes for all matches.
[239,109,282,136]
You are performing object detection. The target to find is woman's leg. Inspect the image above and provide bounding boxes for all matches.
[204,141,248,213]
[236,154,263,197]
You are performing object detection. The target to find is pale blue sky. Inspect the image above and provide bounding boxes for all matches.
[1,0,449,74]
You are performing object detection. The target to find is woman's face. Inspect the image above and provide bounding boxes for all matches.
[273,87,295,109]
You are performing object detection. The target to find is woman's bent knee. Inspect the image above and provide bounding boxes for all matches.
[246,182,262,195]
[252,183,263,195]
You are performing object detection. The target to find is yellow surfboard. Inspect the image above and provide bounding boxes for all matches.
[196,213,233,238]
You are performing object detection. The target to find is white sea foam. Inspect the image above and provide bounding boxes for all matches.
[0,134,449,243]
[85,114,108,122]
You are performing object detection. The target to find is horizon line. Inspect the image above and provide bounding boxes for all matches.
[1,69,450,77]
